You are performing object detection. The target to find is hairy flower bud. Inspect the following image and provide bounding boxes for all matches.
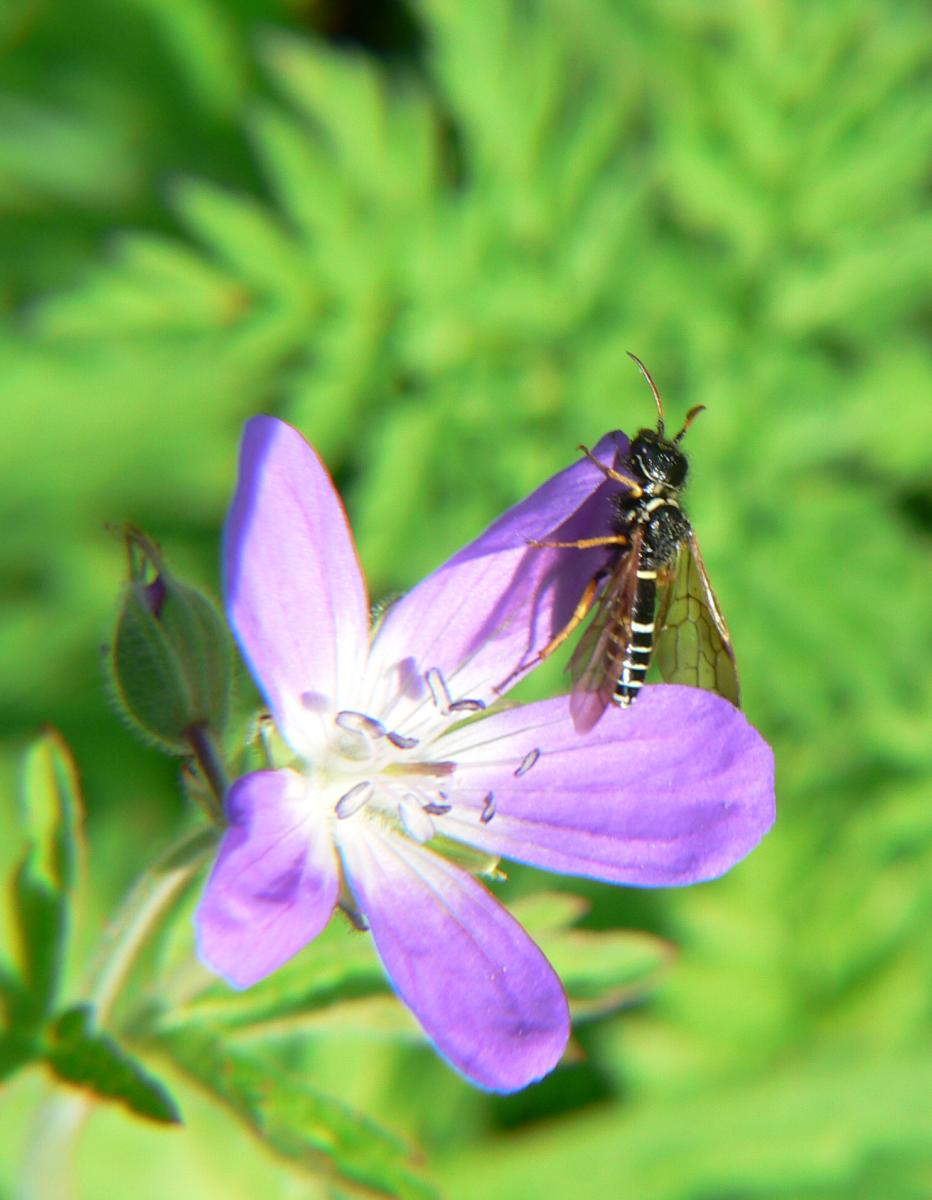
[111,528,231,753]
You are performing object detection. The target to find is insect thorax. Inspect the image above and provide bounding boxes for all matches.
[641,501,690,567]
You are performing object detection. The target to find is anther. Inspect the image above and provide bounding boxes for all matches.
[338,899,369,932]
[514,748,540,778]
[425,667,452,714]
[335,780,374,819]
[480,792,496,824]
[448,697,486,714]
[335,710,386,738]
[423,799,452,815]
[387,731,419,750]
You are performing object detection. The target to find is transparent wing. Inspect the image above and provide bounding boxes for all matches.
[568,525,643,732]
[654,531,740,706]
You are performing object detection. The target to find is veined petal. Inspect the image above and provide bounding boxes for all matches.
[195,769,339,987]
[436,687,775,886]
[225,416,369,750]
[338,823,569,1092]
[365,432,629,728]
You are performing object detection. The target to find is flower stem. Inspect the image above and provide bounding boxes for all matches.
[89,825,216,1022]
[183,721,229,823]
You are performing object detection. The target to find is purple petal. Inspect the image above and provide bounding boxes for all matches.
[195,769,339,987]
[365,432,629,723]
[225,416,369,749]
[436,687,775,886]
[337,823,569,1092]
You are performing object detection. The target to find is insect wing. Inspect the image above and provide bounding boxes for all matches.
[568,525,642,732]
[654,531,740,706]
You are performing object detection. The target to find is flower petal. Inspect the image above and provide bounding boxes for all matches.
[436,687,775,886]
[225,416,369,751]
[195,769,339,987]
[337,822,569,1092]
[365,432,629,728]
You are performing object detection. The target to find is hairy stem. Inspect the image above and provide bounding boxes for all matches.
[183,721,229,823]
[89,825,216,1022]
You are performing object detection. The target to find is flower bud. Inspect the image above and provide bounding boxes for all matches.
[111,529,231,753]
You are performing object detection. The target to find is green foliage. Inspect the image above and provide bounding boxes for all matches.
[170,887,666,1043]
[47,1005,180,1125]
[1,732,182,1123]
[156,1024,436,1200]
[439,1050,932,1200]
[2,0,931,1196]
[511,892,675,1019]
[5,730,83,1029]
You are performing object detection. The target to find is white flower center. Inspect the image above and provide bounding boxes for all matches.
[310,706,457,845]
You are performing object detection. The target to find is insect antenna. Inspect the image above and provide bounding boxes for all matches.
[674,404,706,442]
[626,351,665,434]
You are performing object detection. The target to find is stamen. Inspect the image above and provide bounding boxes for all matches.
[514,748,541,778]
[399,796,436,843]
[393,760,456,778]
[255,713,275,769]
[448,697,486,714]
[338,899,369,932]
[425,667,452,714]
[480,792,496,824]
[335,780,374,819]
[423,798,452,815]
[387,731,419,750]
[335,710,386,738]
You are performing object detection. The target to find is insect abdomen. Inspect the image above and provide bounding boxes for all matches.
[613,569,656,707]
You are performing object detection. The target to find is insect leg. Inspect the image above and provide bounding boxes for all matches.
[577,445,643,495]
[494,571,604,693]
[527,533,628,550]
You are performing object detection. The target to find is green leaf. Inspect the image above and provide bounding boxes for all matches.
[156,1024,435,1199]
[511,894,675,1019]
[0,1028,41,1082]
[172,177,312,300]
[19,727,83,896]
[35,232,246,337]
[259,33,389,199]
[7,861,64,1027]
[177,912,388,1035]
[45,1005,181,1125]
[440,1049,932,1200]
[7,730,85,1027]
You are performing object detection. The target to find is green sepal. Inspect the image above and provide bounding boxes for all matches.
[111,528,232,753]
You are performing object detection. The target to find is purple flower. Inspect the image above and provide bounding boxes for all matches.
[195,416,774,1092]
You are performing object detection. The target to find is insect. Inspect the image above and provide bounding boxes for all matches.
[529,352,739,732]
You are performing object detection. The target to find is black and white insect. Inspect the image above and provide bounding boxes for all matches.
[531,352,740,732]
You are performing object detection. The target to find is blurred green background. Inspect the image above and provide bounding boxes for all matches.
[2,0,931,1196]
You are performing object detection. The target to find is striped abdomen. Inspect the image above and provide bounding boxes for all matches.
[613,568,656,707]
[611,495,688,708]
